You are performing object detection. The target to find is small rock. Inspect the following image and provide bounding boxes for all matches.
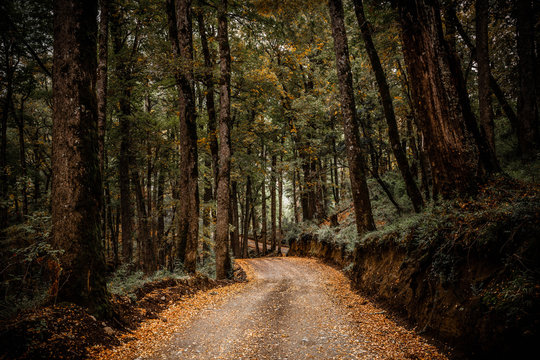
[301,337,309,344]
[161,296,166,300]
[103,326,114,335]
[210,291,218,295]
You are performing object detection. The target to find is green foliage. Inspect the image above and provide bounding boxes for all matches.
[107,265,187,296]
[0,212,58,319]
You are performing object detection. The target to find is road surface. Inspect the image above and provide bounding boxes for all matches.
[142,258,447,360]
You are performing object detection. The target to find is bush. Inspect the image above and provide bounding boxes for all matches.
[0,213,58,319]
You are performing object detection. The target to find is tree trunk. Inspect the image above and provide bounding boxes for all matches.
[111,2,134,263]
[0,49,13,229]
[277,163,282,255]
[328,0,376,235]
[133,170,152,272]
[157,171,165,267]
[352,0,423,212]
[476,0,496,153]
[14,98,28,217]
[261,143,267,255]
[97,0,108,230]
[242,176,251,258]
[292,164,299,223]
[445,5,519,135]
[215,0,232,279]
[270,155,277,252]
[251,202,259,256]
[230,181,240,257]
[516,0,539,158]
[397,0,496,198]
[167,0,199,273]
[51,0,109,317]
[197,13,219,194]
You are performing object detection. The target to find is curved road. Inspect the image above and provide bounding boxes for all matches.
[148,258,446,360]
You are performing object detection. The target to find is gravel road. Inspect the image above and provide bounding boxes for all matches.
[146,257,447,360]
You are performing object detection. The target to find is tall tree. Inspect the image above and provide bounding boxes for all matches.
[475,0,495,153]
[51,0,110,317]
[110,1,134,262]
[215,0,232,279]
[328,0,376,234]
[97,0,109,257]
[352,0,424,212]
[515,0,539,158]
[270,154,277,252]
[197,12,219,193]
[167,0,199,273]
[397,0,496,198]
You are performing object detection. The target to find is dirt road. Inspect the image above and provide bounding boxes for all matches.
[142,258,447,360]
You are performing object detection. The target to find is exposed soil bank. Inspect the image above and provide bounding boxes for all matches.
[288,185,540,359]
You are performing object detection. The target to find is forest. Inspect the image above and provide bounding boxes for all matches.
[0,0,539,359]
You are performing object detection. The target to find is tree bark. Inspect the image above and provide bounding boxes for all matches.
[397,0,496,198]
[352,0,424,212]
[51,0,110,317]
[215,0,232,279]
[516,0,539,158]
[167,0,199,273]
[328,0,376,235]
[197,13,219,193]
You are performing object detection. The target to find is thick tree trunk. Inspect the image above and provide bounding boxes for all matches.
[328,0,376,234]
[397,0,496,198]
[51,0,109,317]
[352,0,423,212]
[215,0,232,279]
[167,0,199,273]
[476,0,495,153]
[516,0,539,158]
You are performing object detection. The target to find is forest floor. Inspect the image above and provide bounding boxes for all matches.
[89,257,449,360]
